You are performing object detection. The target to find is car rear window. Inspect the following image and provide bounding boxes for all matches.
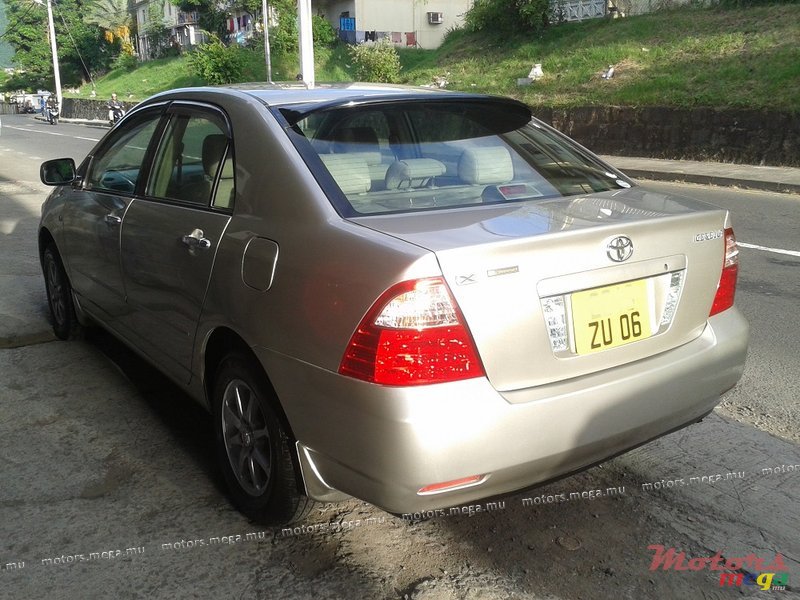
[280,98,631,216]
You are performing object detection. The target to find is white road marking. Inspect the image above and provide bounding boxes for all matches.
[1,124,100,142]
[739,242,800,258]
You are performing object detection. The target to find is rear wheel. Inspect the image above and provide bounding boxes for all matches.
[212,353,313,525]
[42,244,82,340]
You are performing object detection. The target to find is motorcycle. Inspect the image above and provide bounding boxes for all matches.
[108,105,125,126]
[46,104,59,125]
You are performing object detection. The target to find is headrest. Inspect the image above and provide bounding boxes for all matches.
[458,146,514,185]
[384,159,446,190]
[332,126,380,154]
[319,154,370,194]
[203,134,229,178]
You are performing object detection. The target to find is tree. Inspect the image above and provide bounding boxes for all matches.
[0,1,15,67]
[3,0,118,88]
[84,0,135,55]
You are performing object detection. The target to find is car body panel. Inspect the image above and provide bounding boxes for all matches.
[254,307,747,512]
[60,188,130,321]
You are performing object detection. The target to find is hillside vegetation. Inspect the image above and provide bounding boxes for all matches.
[76,3,799,111]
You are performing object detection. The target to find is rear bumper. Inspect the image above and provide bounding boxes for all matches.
[257,307,748,514]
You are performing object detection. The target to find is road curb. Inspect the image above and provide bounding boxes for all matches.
[0,330,57,349]
[34,115,111,129]
[624,168,800,195]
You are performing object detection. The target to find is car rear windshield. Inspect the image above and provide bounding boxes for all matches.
[280,98,631,217]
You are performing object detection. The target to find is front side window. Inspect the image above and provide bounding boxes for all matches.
[147,109,233,207]
[283,100,631,216]
[85,110,162,194]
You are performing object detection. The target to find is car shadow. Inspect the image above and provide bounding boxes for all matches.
[83,326,223,492]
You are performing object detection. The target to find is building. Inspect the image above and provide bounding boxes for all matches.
[134,0,206,60]
[313,0,474,49]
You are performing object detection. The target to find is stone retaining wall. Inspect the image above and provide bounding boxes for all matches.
[534,105,800,167]
[61,97,135,121]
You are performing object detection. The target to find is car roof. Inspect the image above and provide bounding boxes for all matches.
[145,82,514,110]
[227,82,455,107]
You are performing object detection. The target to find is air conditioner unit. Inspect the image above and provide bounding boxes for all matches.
[427,12,444,24]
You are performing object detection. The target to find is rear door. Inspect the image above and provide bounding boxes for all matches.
[118,103,235,383]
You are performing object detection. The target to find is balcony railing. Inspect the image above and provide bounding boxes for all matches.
[177,11,198,25]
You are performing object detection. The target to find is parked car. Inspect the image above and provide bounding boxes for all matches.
[38,84,748,525]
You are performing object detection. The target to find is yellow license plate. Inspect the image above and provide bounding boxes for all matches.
[571,279,653,355]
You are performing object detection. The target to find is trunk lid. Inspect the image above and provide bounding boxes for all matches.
[352,188,730,394]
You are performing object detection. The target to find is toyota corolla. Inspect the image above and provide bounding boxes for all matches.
[38,84,748,524]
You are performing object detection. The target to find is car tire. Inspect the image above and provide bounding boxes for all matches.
[42,244,83,340]
[212,353,313,525]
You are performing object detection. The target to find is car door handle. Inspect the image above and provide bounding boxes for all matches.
[181,228,212,250]
[105,214,122,226]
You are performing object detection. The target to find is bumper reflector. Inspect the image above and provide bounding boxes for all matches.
[418,474,485,495]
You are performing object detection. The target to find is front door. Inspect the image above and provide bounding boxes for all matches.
[62,108,164,322]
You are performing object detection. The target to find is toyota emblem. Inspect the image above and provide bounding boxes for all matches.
[606,235,634,262]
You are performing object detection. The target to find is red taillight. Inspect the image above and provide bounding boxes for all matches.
[710,227,739,316]
[339,277,485,386]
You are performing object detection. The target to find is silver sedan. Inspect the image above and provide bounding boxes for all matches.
[38,84,748,524]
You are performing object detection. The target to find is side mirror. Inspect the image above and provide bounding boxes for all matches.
[40,158,77,186]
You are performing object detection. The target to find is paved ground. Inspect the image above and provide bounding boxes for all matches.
[601,155,800,195]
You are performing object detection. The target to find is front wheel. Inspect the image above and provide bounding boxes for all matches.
[212,353,313,525]
[42,244,82,340]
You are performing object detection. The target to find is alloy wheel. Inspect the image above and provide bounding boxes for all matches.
[220,378,273,496]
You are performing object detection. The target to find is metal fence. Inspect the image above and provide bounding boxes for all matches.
[553,0,607,21]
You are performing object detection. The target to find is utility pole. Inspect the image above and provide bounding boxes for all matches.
[261,0,272,83]
[35,0,62,108]
[297,0,314,88]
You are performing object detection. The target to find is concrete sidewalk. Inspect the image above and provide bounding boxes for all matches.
[602,155,800,195]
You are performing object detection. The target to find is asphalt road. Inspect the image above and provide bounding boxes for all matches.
[0,115,798,600]
[637,181,800,445]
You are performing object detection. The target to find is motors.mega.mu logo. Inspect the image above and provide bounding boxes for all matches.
[648,545,790,591]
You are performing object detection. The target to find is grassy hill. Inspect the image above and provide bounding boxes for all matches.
[400,3,800,111]
[76,3,799,112]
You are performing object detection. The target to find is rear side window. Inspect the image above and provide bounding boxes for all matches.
[147,110,233,207]
[283,100,631,216]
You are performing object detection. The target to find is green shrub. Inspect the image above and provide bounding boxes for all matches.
[187,38,247,85]
[348,40,401,83]
[113,52,139,71]
[465,0,551,35]
[313,14,338,48]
